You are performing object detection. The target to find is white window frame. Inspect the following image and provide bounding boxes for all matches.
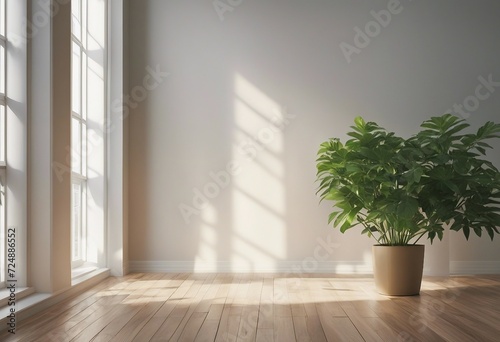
[71,0,107,272]
[0,0,6,288]
[71,0,87,269]
[0,170,5,289]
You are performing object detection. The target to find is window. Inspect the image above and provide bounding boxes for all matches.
[71,0,107,271]
[71,0,87,268]
[0,0,6,287]
[0,174,4,288]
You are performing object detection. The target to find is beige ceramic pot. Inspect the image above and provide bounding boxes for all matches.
[372,245,425,296]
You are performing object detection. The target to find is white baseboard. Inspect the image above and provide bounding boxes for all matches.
[450,261,500,275]
[129,261,373,274]
[130,260,500,275]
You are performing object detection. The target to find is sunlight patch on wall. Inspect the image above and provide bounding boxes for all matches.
[231,73,287,269]
[194,204,218,271]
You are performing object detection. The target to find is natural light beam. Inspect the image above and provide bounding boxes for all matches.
[194,204,218,272]
[231,74,287,269]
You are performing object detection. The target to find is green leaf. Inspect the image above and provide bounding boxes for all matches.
[413,167,424,183]
[473,227,482,237]
[397,197,419,219]
[453,161,469,175]
[347,206,362,224]
[444,123,470,137]
[316,114,500,244]
[328,212,340,225]
[354,116,366,129]
[463,225,470,240]
[347,132,363,140]
[486,227,495,240]
[333,210,349,229]
[340,220,354,233]
[443,181,460,194]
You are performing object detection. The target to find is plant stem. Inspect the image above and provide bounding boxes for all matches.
[413,231,427,244]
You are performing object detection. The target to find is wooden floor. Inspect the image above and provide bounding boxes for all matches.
[1,273,500,342]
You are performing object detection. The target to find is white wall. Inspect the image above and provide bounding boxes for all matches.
[128,0,500,275]
[7,0,28,286]
[108,0,129,276]
[30,0,72,292]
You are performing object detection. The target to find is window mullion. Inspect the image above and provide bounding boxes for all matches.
[71,35,83,49]
[79,39,83,123]
[0,0,5,286]
[79,180,83,261]
[72,112,86,123]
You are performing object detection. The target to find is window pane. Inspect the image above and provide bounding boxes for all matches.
[71,0,82,41]
[71,0,106,270]
[0,172,5,283]
[82,51,87,120]
[0,0,5,37]
[88,0,106,49]
[82,0,88,49]
[82,123,87,177]
[72,42,81,115]
[72,183,82,261]
[71,118,81,174]
[0,106,4,162]
[0,41,4,95]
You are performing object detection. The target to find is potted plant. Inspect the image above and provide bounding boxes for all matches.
[316,114,500,295]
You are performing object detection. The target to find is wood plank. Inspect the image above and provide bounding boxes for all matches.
[257,277,274,329]
[162,274,215,341]
[292,316,312,342]
[194,318,220,342]
[0,274,499,342]
[273,277,292,317]
[149,316,183,341]
[33,274,158,342]
[131,273,192,341]
[227,315,242,341]
[237,304,259,341]
[237,275,263,341]
[305,316,327,342]
[274,316,295,342]
[289,292,306,317]
[256,328,274,342]
[215,274,243,342]
[319,317,364,342]
[110,274,182,342]
[178,312,208,342]
[72,273,166,342]
[10,277,124,342]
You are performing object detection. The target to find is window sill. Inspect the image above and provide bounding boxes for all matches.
[71,265,99,284]
[0,286,35,307]
[0,268,109,327]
